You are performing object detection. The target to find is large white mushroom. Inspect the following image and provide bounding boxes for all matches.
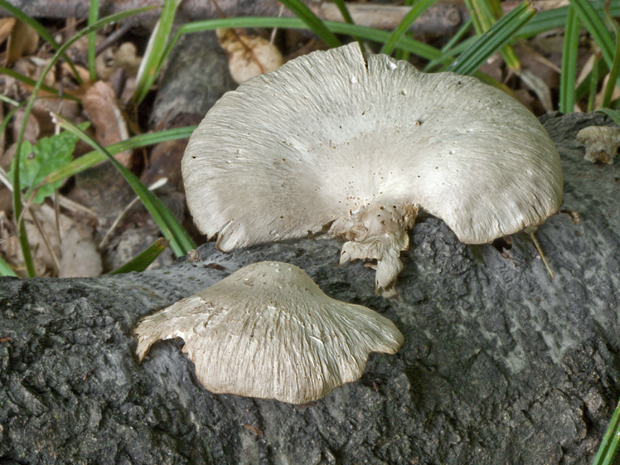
[182,43,563,295]
[135,261,403,404]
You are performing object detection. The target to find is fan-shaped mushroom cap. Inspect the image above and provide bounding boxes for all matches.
[134,261,403,404]
[182,42,563,294]
[576,126,620,164]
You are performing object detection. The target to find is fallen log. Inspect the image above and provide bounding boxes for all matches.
[1,112,619,464]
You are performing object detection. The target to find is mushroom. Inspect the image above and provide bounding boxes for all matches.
[576,126,620,164]
[182,43,563,296]
[134,261,403,404]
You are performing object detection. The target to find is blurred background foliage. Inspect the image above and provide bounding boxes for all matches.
[0,0,618,275]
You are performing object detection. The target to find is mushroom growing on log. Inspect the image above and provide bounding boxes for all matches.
[134,261,403,404]
[182,43,563,296]
[576,125,620,164]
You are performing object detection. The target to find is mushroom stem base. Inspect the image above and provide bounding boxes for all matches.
[332,203,418,297]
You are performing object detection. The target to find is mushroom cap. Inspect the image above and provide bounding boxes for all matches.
[182,42,563,251]
[576,126,620,164]
[134,261,403,404]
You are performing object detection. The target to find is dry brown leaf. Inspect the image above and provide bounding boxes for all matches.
[58,221,102,278]
[217,28,284,84]
[13,57,56,88]
[31,98,81,137]
[595,73,620,109]
[96,42,142,81]
[242,424,264,436]
[0,99,4,157]
[6,20,39,65]
[69,34,102,60]
[5,204,102,278]
[12,106,40,144]
[82,81,132,167]
[119,76,137,107]
[61,61,90,86]
[512,89,536,113]
[0,144,16,170]
[536,0,570,10]
[479,52,503,83]
[0,211,25,276]
[0,17,16,46]
[114,43,142,76]
[517,69,554,113]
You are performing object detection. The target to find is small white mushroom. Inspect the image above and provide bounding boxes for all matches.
[134,261,403,404]
[576,126,620,164]
[182,43,563,296]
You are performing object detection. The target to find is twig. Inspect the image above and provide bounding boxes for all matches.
[28,206,61,274]
[98,177,167,249]
[95,22,133,56]
[270,4,285,45]
[529,231,555,280]
[54,194,98,219]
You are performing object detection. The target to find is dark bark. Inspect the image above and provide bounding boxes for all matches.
[1,112,620,464]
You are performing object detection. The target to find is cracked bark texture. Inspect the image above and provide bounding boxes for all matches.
[1,112,620,464]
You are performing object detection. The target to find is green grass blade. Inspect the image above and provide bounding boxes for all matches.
[487,0,521,71]
[466,0,521,70]
[331,0,364,51]
[380,0,438,55]
[277,0,341,48]
[330,21,443,59]
[108,238,170,275]
[134,0,179,105]
[588,55,601,111]
[601,31,620,108]
[41,126,196,187]
[0,94,19,106]
[601,433,620,465]
[0,0,83,86]
[51,112,194,257]
[159,17,446,79]
[13,206,34,277]
[570,0,615,67]
[464,0,485,32]
[576,56,607,102]
[595,107,620,124]
[448,1,536,75]
[88,0,100,81]
[396,0,416,60]
[0,255,18,277]
[560,6,580,113]
[520,1,620,39]
[592,400,620,465]
[423,19,473,72]
[519,6,570,38]
[600,4,620,109]
[12,6,155,277]
[0,67,80,101]
[331,0,355,25]
[0,100,25,139]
